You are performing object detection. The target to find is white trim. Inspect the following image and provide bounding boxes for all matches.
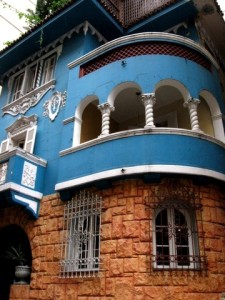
[55,165,225,191]
[0,182,43,199]
[68,32,219,70]
[14,194,38,214]
[0,147,47,167]
[60,128,225,157]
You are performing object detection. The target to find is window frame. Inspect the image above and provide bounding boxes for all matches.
[8,50,57,104]
[152,205,200,270]
[0,115,38,155]
[60,190,102,278]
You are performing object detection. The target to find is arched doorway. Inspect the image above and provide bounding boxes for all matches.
[0,225,32,300]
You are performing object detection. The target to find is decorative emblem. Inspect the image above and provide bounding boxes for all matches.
[43,91,67,121]
[3,85,54,116]
[0,162,8,185]
[21,161,37,189]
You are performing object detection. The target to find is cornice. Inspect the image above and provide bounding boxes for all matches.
[68,32,219,70]
[3,21,107,79]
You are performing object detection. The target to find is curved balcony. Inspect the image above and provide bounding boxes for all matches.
[56,128,225,194]
[56,32,225,194]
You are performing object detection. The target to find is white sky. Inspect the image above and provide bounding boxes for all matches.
[0,0,36,50]
[0,0,225,50]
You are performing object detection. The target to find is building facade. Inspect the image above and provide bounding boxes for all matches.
[0,0,225,299]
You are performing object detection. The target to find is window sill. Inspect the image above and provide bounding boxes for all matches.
[2,79,56,116]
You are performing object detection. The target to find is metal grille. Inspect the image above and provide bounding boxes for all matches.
[123,0,178,27]
[80,42,211,77]
[60,190,102,278]
[98,0,178,27]
[145,179,207,272]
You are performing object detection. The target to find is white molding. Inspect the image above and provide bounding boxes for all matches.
[0,147,47,167]
[0,182,43,199]
[60,128,225,157]
[55,165,225,191]
[2,80,55,116]
[14,194,38,214]
[68,32,219,70]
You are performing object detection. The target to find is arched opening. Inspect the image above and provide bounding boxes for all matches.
[80,100,101,143]
[0,225,32,300]
[110,84,144,133]
[154,80,191,129]
[73,96,101,146]
[198,97,215,137]
[199,90,224,141]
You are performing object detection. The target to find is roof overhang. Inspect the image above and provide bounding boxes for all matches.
[0,0,123,76]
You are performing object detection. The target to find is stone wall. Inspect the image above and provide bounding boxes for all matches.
[0,178,224,299]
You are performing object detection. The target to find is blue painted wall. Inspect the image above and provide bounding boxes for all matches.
[0,2,224,197]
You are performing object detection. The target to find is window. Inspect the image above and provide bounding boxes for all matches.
[153,205,201,269]
[0,115,37,155]
[9,53,56,103]
[41,55,56,85]
[60,190,102,278]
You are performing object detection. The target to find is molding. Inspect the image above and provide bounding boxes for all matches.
[3,21,106,79]
[2,80,55,116]
[4,46,62,79]
[0,182,43,199]
[68,32,219,70]
[63,116,76,125]
[60,128,225,157]
[6,115,38,135]
[55,164,225,191]
[0,147,47,167]
[14,194,38,216]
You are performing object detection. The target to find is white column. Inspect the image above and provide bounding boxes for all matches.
[184,98,202,132]
[98,103,115,136]
[73,116,82,146]
[141,93,156,128]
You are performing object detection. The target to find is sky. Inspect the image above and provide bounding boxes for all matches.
[0,0,225,50]
[0,0,37,50]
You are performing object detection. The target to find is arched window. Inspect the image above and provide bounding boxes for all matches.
[153,206,201,269]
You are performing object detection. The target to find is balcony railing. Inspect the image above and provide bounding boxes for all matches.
[98,0,179,27]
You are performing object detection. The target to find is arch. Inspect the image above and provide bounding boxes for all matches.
[199,90,225,141]
[108,82,142,107]
[73,95,100,146]
[108,82,144,133]
[153,205,199,269]
[155,79,190,102]
[0,225,32,299]
[154,79,191,129]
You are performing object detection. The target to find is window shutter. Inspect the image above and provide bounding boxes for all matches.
[0,139,10,154]
[24,126,37,153]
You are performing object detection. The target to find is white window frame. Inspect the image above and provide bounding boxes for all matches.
[60,191,102,277]
[152,206,200,270]
[0,115,37,154]
[8,50,58,103]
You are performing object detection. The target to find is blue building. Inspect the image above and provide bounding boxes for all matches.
[0,0,225,299]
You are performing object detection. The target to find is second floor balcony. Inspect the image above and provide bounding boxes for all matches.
[56,32,225,195]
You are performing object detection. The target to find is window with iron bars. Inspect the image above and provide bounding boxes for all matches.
[146,179,206,271]
[153,205,201,269]
[60,190,102,278]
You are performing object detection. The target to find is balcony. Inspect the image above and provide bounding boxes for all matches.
[56,128,225,197]
[56,32,225,196]
[0,147,47,218]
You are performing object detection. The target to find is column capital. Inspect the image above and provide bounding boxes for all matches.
[184,97,200,108]
[141,93,156,106]
[98,102,115,114]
